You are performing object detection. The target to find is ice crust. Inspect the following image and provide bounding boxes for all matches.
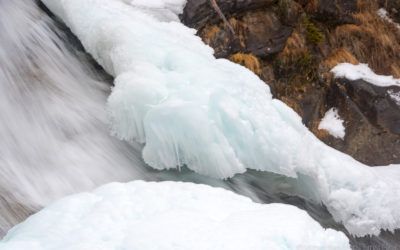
[318,108,345,139]
[0,181,350,250]
[42,0,400,236]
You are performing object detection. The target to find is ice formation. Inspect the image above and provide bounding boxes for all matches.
[318,108,345,139]
[42,0,400,236]
[331,63,400,87]
[0,181,350,250]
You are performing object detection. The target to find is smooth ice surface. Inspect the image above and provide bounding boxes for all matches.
[318,108,345,139]
[43,0,400,236]
[331,63,400,87]
[0,181,350,250]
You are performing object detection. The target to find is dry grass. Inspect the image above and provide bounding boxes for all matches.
[330,0,400,77]
[311,120,330,139]
[229,53,262,75]
[324,49,359,68]
[280,96,303,115]
[228,17,247,48]
[201,25,221,45]
[280,29,307,64]
[200,17,247,49]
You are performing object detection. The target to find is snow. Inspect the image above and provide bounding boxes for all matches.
[377,8,400,30]
[318,108,345,139]
[388,90,400,106]
[331,63,400,87]
[0,181,350,250]
[42,0,400,237]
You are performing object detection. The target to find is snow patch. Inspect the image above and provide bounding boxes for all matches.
[42,0,400,236]
[377,8,400,30]
[318,108,345,139]
[331,63,400,88]
[0,181,351,250]
[388,90,400,106]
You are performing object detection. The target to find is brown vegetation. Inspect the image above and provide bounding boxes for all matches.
[229,53,262,75]
[324,49,359,69]
[330,0,400,77]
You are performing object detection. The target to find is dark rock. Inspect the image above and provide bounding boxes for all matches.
[244,10,293,58]
[321,78,400,165]
[182,0,400,166]
[181,0,275,29]
[339,78,400,135]
[194,8,293,58]
[315,0,358,25]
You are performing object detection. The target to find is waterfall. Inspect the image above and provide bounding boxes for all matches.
[0,0,149,234]
[1,1,399,249]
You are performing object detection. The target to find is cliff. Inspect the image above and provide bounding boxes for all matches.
[181,0,400,166]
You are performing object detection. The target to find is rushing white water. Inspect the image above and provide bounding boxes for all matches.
[0,0,151,235]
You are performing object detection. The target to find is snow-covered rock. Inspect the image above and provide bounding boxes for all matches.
[0,181,350,250]
[42,0,400,236]
[318,108,345,139]
[388,90,400,106]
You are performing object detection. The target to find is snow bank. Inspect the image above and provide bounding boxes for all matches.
[318,108,345,139]
[331,63,400,87]
[0,181,350,250]
[42,0,400,236]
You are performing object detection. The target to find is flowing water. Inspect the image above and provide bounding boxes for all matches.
[0,0,154,235]
[0,1,399,249]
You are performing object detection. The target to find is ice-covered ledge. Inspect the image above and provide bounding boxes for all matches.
[42,0,400,237]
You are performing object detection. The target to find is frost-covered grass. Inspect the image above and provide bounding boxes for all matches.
[0,181,350,250]
[331,63,400,87]
[42,0,400,237]
[318,108,345,139]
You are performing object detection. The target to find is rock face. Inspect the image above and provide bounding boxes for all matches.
[181,0,275,29]
[315,0,358,25]
[323,79,400,165]
[182,0,400,166]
